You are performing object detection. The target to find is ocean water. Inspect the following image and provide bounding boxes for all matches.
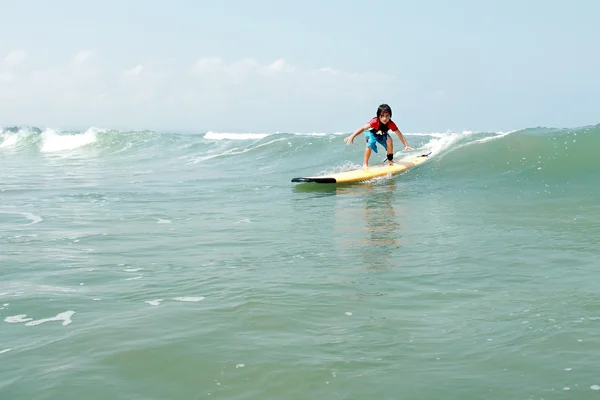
[1,124,600,399]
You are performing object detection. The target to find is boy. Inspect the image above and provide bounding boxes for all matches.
[344,104,413,168]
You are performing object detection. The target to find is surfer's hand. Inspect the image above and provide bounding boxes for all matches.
[344,136,354,144]
[404,146,414,151]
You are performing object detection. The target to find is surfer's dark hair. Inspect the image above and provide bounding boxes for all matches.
[377,104,392,118]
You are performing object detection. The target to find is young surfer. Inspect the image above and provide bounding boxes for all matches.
[344,104,413,168]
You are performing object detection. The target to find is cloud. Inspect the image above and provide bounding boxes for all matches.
[72,50,95,67]
[0,51,395,131]
[190,56,298,82]
[4,50,27,68]
[124,64,143,77]
[193,57,225,74]
[268,58,295,73]
[0,72,11,83]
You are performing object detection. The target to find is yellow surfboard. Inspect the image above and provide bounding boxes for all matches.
[292,152,431,184]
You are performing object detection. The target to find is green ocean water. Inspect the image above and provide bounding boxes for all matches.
[1,124,600,399]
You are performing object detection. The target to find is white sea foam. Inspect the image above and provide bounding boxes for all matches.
[124,268,143,272]
[125,276,143,281]
[188,137,287,164]
[40,127,100,153]
[292,132,346,137]
[4,315,33,323]
[23,212,42,225]
[145,297,205,306]
[0,129,31,149]
[36,285,78,293]
[418,131,474,156]
[204,131,268,140]
[0,211,43,225]
[172,297,205,302]
[25,311,75,326]
[0,349,11,354]
[0,133,19,148]
[412,130,519,161]
[470,130,516,145]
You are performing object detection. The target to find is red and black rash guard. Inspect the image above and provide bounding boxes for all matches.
[368,117,398,135]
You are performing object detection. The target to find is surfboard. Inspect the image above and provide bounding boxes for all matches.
[291,152,431,184]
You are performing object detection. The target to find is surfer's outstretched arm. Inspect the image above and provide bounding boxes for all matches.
[392,129,413,151]
[344,123,371,144]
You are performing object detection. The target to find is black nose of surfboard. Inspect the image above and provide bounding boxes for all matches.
[291,177,337,183]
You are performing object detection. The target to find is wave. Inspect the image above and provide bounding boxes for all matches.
[0,126,164,155]
[431,124,600,183]
[0,127,100,152]
[1,123,598,183]
[39,128,100,153]
[204,131,270,140]
[203,131,348,140]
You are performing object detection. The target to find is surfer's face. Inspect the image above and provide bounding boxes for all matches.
[379,112,391,124]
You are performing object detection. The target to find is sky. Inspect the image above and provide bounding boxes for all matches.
[1,0,599,133]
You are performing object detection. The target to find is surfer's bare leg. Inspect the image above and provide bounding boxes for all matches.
[386,136,394,165]
[363,147,372,169]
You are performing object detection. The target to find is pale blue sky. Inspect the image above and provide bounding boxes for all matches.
[1,0,598,133]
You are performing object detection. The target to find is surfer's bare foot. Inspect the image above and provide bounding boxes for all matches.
[387,161,394,166]
[362,163,368,169]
